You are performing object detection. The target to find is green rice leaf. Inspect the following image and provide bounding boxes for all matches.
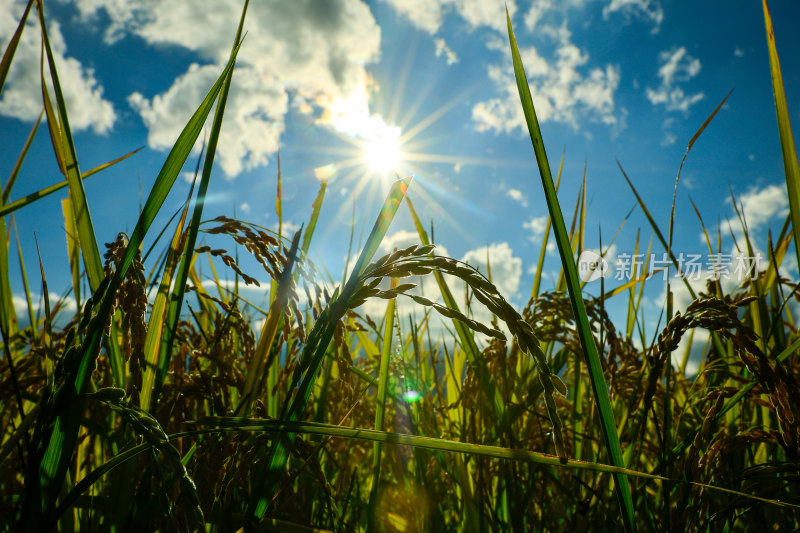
[197,418,800,511]
[138,187,193,413]
[21,28,243,527]
[2,110,42,205]
[0,0,33,95]
[505,11,636,532]
[302,179,327,256]
[762,0,800,271]
[0,145,142,219]
[153,1,249,411]
[367,279,398,528]
[35,0,104,291]
[247,177,412,523]
[114,46,241,284]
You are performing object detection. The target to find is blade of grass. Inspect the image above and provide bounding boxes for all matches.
[2,110,43,204]
[35,0,103,292]
[11,219,36,336]
[0,111,38,337]
[367,279,397,529]
[0,218,16,336]
[196,419,800,511]
[239,227,302,414]
[240,156,301,415]
[276,151,283,239]
[61,199,81,315]
[247,177,412,523]
[153,3,249,410]
[0,403,38,464]
[34,237,54,385]
[0,147,143,219]
[505,11,635,532]
[50,441,151,526]
[21,31,243,528]
[138,183,194,412]
[0,0,33,95]
[34,0,129,385]
[531,153,563,301]
[762,0,800,271]
[302,179,327,256]
[264,155,286,416]
[617,163,694,297]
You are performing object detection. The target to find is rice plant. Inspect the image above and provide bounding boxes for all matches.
[1,0,799,531]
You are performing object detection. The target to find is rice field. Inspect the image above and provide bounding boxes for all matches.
[2,1,800,531]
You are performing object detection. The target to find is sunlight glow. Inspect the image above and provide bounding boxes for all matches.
[363,131,403,174]
[296,46,541,256]
[325,81,405,176]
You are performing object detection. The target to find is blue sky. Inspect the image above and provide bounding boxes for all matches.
[1,0,799,346]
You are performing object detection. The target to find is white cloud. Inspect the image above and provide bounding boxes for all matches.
[434,38,459,65]
[473,32,621,133]
[272,220,302,240]
[378,0,445,34]
[524,0,554,33]
[0,1,115,133]
[659,116,678,145]
[380,229,450,257]
[321,74,400,143]
[380,1,619,134]
[128,63,287,177]
[380,230,422,253]
[523,214,549,241]
[780,252,798,278]
[728,184,789,231]
[450,0,517,33]
[646,47,705,112]
[603,0,663,29]
[461,242,522,300]
[73,0,382,178]
[13,292,78,327]
[659,47,701,87]
[380,0,516,35]
[522,0,597,33]
[180,170,198,184]
[661,132,676,146]
[506,188,527,206]
[200,278,272,310]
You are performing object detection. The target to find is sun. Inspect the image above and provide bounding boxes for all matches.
[362,132,404,174]
[310,74,520,220]
[320,80,408,178]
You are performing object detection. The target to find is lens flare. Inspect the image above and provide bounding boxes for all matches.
[403,390,421,403]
